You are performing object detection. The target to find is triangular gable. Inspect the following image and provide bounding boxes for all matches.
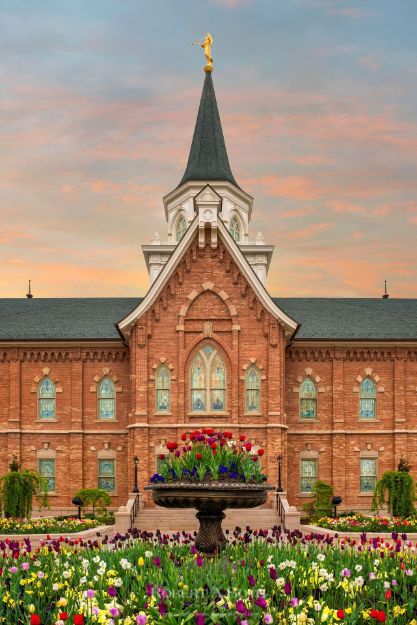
[118,216,299,339]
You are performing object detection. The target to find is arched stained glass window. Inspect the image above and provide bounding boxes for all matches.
[190,346,227,413]
[176,216,187,242]
[300,378,317,419]
[98,377,115,420]
[230,217,240,242]
[38,377,56,420]
[360,378,376,419]
[210,354,226,411]
[246,366,260,413]
[156,365,170,412]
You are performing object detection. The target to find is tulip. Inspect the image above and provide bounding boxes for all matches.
[30,616,41,625]
[195,614,205,625]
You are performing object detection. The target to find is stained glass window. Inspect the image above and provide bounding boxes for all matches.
[98,459,116,492]
[300,459,317,493]
[210,354,226,411]
[156,365,170,412]
[176,216,187,242]
[38,378,56,420]
[191,353,206,411]
[190,346,227,413]
[360,458,377,492]
[300,378,317,419]
[246,367,260,413]
[98,377,115,420]
[230,217,240,242]
[38,459,56,492]
[360,378,376,419]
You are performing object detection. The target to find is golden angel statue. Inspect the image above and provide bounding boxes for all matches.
[193,33,214,71]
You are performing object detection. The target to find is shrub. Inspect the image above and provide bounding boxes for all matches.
[303,480,333,521]
[373,470,415,518]
[0,457,48,518]
[73,488,112,517]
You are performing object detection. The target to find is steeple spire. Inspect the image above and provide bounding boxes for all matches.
[178,72,238,188]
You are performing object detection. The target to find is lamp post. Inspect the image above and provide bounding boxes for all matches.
[72,496,83,520]
[133,456,139,494]
[277,454,283,492]
[331,496,342,518]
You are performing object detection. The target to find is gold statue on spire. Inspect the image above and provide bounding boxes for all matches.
[193,33,214,73]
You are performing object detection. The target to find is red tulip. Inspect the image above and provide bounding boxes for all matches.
[245,442,252,452]
[181,433,187,441]
[74,615,85,625]
[336,610,345,619]
[384,589,392,600]
[159,454,165,460]
[258,449,265,456]
[196,453,202,460]
[30,616,41,625]
[166,441,178,452]
[239,435,246,441]
[59,613,69,622]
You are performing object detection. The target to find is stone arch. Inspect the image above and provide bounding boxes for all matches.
[178,283,238,328]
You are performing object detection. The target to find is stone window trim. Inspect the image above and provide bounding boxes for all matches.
[97,446,117,495]
[31,368,62,421]
[173,211,188,242]
[298,376,319,422]
[37,444,57,495]
[186,341,229,416]
[90,368,122,422]
[153,361,172,414]
[354,369,381,421]
[293,367,325,422]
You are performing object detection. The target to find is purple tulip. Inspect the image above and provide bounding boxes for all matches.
[197,555,204,567]
[248,574,256,587]
[136,616,147,625]
[255,595,267,609]
[107,586,117,597]
[153,556,161,567]
[195,614,205,625]
[269,567,277,580]
[290,598,299,607]
[146,584,153,596]
[110,607,119,617]
[158,602,167,616]
[284,581,292,596]
[236,600,247,614]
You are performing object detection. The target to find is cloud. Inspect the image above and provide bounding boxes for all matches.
[358,54,380,71]
[325,6,375,18]
[243,175,323,200]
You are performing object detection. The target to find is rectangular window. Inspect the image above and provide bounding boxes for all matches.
[300,459,317,493]
[360,398,376,419]
[38,459,56,492]
[98,459,116,492]
[360,458,377,492]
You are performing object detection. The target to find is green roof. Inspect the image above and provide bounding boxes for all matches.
[178,72,238,188]
[0,297,416,342]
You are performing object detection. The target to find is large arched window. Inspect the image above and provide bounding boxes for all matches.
[190,345,226,413]
[38,377,56,420]
[176,216,187,242]
[156,365,170,412]
[230,217,240,242]
[299,378,317,419]
[98,377,116,420]
[360,378,377,419]
[246,366,260,413]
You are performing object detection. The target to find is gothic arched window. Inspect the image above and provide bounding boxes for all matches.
[230,217,240,242]
[156,365,170,412]
[300,378,317,419]
[176,216,187,242]
[98,377,116,420]
[246,366,260,413]
[190,346,226,413]
[360,378,377,419]
[38,377,56,420]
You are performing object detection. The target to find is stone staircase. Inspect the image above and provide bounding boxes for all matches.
[132,506,280,532]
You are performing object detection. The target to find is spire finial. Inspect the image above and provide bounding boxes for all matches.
[26,279,33,299]
[382,279,389,299]
[193,33,214,73]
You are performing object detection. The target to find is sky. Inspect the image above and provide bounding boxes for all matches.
[1,0,417,298]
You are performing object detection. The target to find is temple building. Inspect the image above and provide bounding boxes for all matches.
[1,66,417,517]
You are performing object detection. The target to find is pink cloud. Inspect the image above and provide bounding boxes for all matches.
[243,175,323,200]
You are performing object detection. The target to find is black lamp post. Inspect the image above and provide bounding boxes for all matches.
[277,454,283,492]
[133,456,139,493]
[331,495,342,518]
[72,496,83,520]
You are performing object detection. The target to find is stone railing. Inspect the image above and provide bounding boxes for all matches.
[114,492,140,534]
[276,491,301,530]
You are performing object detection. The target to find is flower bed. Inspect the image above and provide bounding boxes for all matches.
[0,516,100,535]
[151,429,267,484]
[317,514,417,533]
[1,529,417,623]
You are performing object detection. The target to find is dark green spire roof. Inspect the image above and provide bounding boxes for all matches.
[178,72,238,188]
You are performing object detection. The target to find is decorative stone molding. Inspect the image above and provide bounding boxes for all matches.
[90,368,123,393]
[352,368,383,393]
[97,445,116,460]
[37,443,56,460]
[178,284,239,328]
[240,358,266,381]
[293,367,324,393]
[300,448,319,459]
[150,357,175,381]
[31,368,62,393]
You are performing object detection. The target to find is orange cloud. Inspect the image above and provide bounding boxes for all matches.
[243,175,323,200]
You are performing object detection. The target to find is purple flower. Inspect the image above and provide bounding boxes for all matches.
[290,598,299,607]
[269,567,277,581]
[107,586,117,597]
[86,589,95,598]
[255,596,267,609]
[136,616,147,625]
[264,615,273,624]
[342,568,351,578]
[284,581,292,596]
[158,586,168,599]
[248,574,256,588]
[146,584,153,596]
[21,562,30,570]
[153,556,161,567]
[197,555,204,567]
[195,614,205,625]
[8,566,18,574]
[236,600,247,614]
[158,602,167,616]
[110,608,119,617]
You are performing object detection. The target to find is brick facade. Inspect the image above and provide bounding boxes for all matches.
[1,233,416,513]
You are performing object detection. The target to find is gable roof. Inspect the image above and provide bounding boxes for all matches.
[0,297,416,342]
[178,72,238,188]
[118,215,299,339]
